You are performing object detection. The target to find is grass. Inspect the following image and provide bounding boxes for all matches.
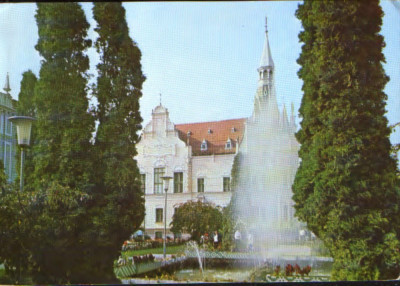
[122,244,186,257]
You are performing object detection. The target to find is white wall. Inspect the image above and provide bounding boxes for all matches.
[136,105,234,238]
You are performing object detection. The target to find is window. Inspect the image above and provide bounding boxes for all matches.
[223,177,231,192]
[197,178,204,193]
[154,167,165,194]
[4,142,11,179]
[201,140,207,151]
[155,208,163,223]
[5,115,11,136]
[140,174,146,193]
[155,231,163,239]
[225,139,232,150]
[174,172,183,193]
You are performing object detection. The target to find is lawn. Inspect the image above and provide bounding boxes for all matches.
[122,244,186,257]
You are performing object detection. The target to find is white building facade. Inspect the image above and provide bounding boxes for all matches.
[136,104,245,239]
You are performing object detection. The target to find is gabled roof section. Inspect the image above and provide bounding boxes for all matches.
[153,104,167,114]
[175,118,246,156]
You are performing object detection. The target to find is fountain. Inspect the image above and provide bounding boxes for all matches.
[232,17,319,260]
[186,241,204,275]
[120,18,332,284]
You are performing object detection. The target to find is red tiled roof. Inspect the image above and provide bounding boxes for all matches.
[175,118,246,156]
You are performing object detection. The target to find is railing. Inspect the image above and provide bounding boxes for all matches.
[122,240,185,251]
[114,257,187,278]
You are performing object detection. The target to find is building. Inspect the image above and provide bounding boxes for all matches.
[136,104,245,239]
[0,73,17,182]
[136,19,298,239]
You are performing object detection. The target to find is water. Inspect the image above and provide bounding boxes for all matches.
[186,241,204,274]
[233,40,317,258]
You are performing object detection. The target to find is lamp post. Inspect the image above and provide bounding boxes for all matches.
[8,116,35,192]
[161,175,172,260]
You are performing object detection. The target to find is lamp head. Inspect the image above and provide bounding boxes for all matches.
[161,175,172,192]
[8,116,35,147]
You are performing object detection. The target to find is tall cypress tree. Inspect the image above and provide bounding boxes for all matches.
[90,1,145,281]
[27,3,96,283]
[33,3,94,191]
[293,1,400,280]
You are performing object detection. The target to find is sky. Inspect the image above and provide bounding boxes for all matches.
[0,2,399,147]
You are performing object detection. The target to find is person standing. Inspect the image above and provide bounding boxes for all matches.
[213,231,219,249]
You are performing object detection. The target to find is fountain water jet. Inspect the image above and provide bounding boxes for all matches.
[233,17,312,259]
[186,241,204,274]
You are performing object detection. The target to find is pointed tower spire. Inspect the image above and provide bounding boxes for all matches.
[3,73,10,94]
[252,17,279,125]
[259,17,274,69]
[257,17,275,91]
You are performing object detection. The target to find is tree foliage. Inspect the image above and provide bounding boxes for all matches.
[0,3,146,284]
[17,3,97,283]
[33,3,94,191]
[171,200,223,242]
[0,167,27,284]
[84,2,145,282]
[293,1,400,280]
[220,201,235,251]
[390,122,400,167]
[16,70,37,117]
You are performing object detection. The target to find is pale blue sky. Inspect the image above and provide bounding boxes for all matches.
[0,2,399,147]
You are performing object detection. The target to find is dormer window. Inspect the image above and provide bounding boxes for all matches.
[231,127,236,133]
[201,139,207,151]
[208,129,212,134]
[187,131,192,136]
[225,138,232,150]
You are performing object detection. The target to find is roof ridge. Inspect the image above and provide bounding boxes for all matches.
[175,117,247,126]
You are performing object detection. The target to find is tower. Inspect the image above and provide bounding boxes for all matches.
[252,17,279,125]
[234,18,304,255]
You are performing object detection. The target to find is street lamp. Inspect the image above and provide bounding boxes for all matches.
[9,116,35,192]
[161,175,172,260]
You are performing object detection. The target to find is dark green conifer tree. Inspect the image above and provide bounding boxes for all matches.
[293,1,400,280]
[33,3,94,190]
[26,3,96,283]
[90,1,145,281]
